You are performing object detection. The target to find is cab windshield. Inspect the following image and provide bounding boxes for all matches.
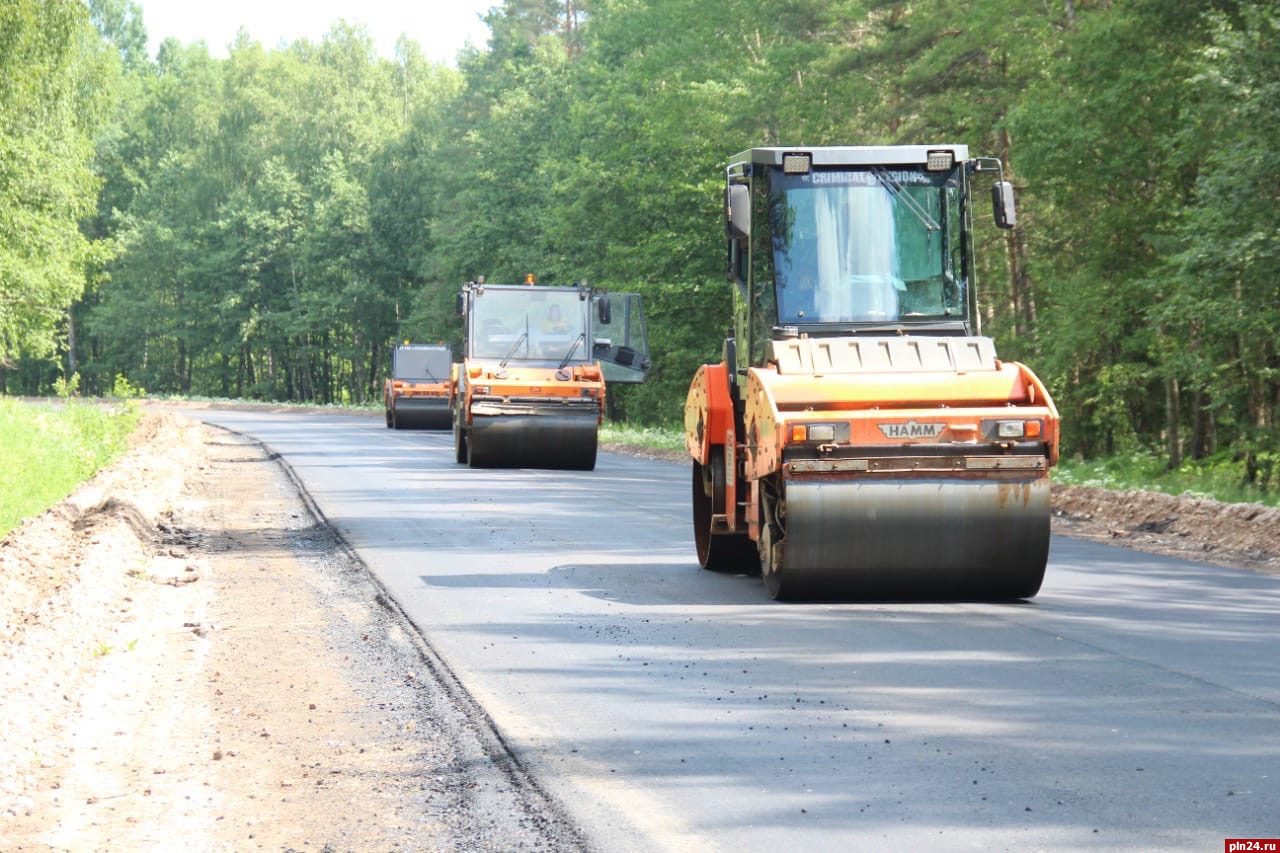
[768,166,967,325]
[469,288,588,362]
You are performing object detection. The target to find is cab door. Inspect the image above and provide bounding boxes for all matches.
[592,293,651,383]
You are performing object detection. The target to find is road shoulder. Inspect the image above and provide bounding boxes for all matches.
[1,413,585,851]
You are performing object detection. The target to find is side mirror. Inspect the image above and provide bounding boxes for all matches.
[992,181,1016,230]
[725,183,750,240]
[597,294,611,325]
[455,292,465,316]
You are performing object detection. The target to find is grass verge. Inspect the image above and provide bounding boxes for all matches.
[1056,451,1279,508]
[0,398,143,538]
[600,421,685,451]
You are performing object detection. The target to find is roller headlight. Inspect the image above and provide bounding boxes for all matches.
[926,150,955,171]
[782,152,812,174]
[788,422,846,444]
[990,419,1043,439]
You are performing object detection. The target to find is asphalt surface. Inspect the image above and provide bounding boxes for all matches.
[183,408,1280,852]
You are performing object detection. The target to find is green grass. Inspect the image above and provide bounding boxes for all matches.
[0,397,143,538]
[600,420,685,451]
[1055,450,1280,508]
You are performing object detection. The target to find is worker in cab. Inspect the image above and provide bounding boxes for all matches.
[541,303,570,334]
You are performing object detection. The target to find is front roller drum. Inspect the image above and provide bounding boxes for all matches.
[467,412,599,471]
[760,476,1051,601]
[391,399,452,430]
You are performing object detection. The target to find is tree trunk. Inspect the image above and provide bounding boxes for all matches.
[66,308,77,379]
[177,337,189,394]
[999,129,1036,348]
[1165,377,1182,470]
[1190,388,1212,460]
[289,257,315,401]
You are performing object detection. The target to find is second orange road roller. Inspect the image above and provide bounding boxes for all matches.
[383,343,454,430]
[684,145,1060,600]
[452,276,649,470]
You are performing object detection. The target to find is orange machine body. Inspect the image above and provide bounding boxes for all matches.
[685,144,1063,599]
[383,343,454,430]
[451,281,641,471]
[455,360,605,426]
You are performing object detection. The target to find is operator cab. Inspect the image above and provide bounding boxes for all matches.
[458,281,651,382]
[726,146,1015,350]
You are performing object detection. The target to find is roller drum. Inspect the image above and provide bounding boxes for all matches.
[468,412,598,470]
[391,398,452,430]
[776,476,1049,600]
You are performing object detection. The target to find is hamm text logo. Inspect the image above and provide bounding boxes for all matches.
[878,421,945,440]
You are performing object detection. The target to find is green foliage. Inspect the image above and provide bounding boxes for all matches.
[6,0,1278,501]
[0,397,141,538]
[0,0,113,365]
[109,373,145,398]
[1008,0,1279,480]
[1149,5,1280,467]
[53,371,81,399]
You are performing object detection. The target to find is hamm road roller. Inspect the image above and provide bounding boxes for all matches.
[684,145,1060,600]
[384,343,454,430]
[453,277,649,470]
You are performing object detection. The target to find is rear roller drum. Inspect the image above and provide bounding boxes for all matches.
[389,406,450,430]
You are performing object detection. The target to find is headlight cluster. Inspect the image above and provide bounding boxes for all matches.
[788,423,849,444]
[990,419,1043,439]
[790,424,836,443]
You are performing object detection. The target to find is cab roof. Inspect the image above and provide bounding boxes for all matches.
[731,145,970,169]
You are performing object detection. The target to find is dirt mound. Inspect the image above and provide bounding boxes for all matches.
[1052,485,1280,574]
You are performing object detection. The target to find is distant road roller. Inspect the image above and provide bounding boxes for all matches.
[383,343,454,430]
[684,145,1060,600]
[453,277,649,470]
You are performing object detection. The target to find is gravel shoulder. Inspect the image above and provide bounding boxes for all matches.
[2,411,1277,850]
[1,412,585,852]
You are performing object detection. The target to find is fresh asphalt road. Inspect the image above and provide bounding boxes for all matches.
[184,408,1279,852]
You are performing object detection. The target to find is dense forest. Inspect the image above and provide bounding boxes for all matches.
[1,0,1277,485]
